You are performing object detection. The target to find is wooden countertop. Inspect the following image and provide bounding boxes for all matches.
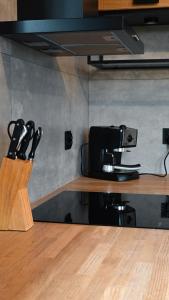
[1,175,169,300]
[99,0,169,11]
[64,175,169,195]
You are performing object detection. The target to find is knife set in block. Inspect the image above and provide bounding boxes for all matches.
[0,119,43,231]
[0,157,33,231]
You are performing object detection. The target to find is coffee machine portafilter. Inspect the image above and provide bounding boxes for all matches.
[88,125,140,182]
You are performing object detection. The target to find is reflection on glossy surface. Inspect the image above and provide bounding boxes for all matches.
[88,192,136,227]
[32,191,169,229]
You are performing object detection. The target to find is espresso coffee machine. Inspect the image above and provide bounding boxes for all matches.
[89,125,140,181]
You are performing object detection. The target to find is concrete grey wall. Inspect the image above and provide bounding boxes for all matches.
[89,26,169,174]
[1,24,169,202]
[0,37,89,202]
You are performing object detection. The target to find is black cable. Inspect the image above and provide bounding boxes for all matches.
[80,143,88,176]
[139,150,169,177]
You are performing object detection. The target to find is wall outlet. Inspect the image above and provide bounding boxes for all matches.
[65,131,73,150]
[162,128,169,144]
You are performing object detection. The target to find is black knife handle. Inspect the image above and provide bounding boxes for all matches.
[17,121,35,160]
[7,119,24,139]
[7,119,25,160]
[28,127,43,160]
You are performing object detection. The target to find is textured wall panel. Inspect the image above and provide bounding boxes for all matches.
[0,42,89,202]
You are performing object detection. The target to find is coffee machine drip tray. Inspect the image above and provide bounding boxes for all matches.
[89,170,139,182]
[32,191,169,230]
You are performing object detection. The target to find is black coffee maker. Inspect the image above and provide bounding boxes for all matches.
[89,125,140,181]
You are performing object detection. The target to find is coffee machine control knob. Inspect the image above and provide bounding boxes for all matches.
[119,124,127,130]
[127,134,133,143]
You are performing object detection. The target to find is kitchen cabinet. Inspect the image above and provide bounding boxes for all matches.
[99,0,169,11]
[0,0,16,21]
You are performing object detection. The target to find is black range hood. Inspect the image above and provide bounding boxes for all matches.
[0,0,144,57]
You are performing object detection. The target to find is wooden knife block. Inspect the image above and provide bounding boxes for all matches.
[0,157,34,231]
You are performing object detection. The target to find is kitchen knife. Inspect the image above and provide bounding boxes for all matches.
[17,120,35,160]
[17,125,27,150]
[7,119,26,160]
[28,127,43,160]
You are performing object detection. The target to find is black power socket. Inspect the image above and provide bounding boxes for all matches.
[163,128,169,145]
[65,131,73,150]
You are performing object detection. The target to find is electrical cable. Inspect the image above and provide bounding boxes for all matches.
[81,143,169,178]
[139,150,169,177]
[80,143,88,176]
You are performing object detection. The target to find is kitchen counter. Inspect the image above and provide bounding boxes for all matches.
[64,175,169,195]
[1,175,169,300]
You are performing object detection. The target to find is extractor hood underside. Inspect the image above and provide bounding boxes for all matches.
[0,17,144,56]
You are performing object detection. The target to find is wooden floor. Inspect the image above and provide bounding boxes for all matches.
[1,175,169,300]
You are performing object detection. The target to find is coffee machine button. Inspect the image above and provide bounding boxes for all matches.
[127,135,133,143]
[119,124,127,130]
